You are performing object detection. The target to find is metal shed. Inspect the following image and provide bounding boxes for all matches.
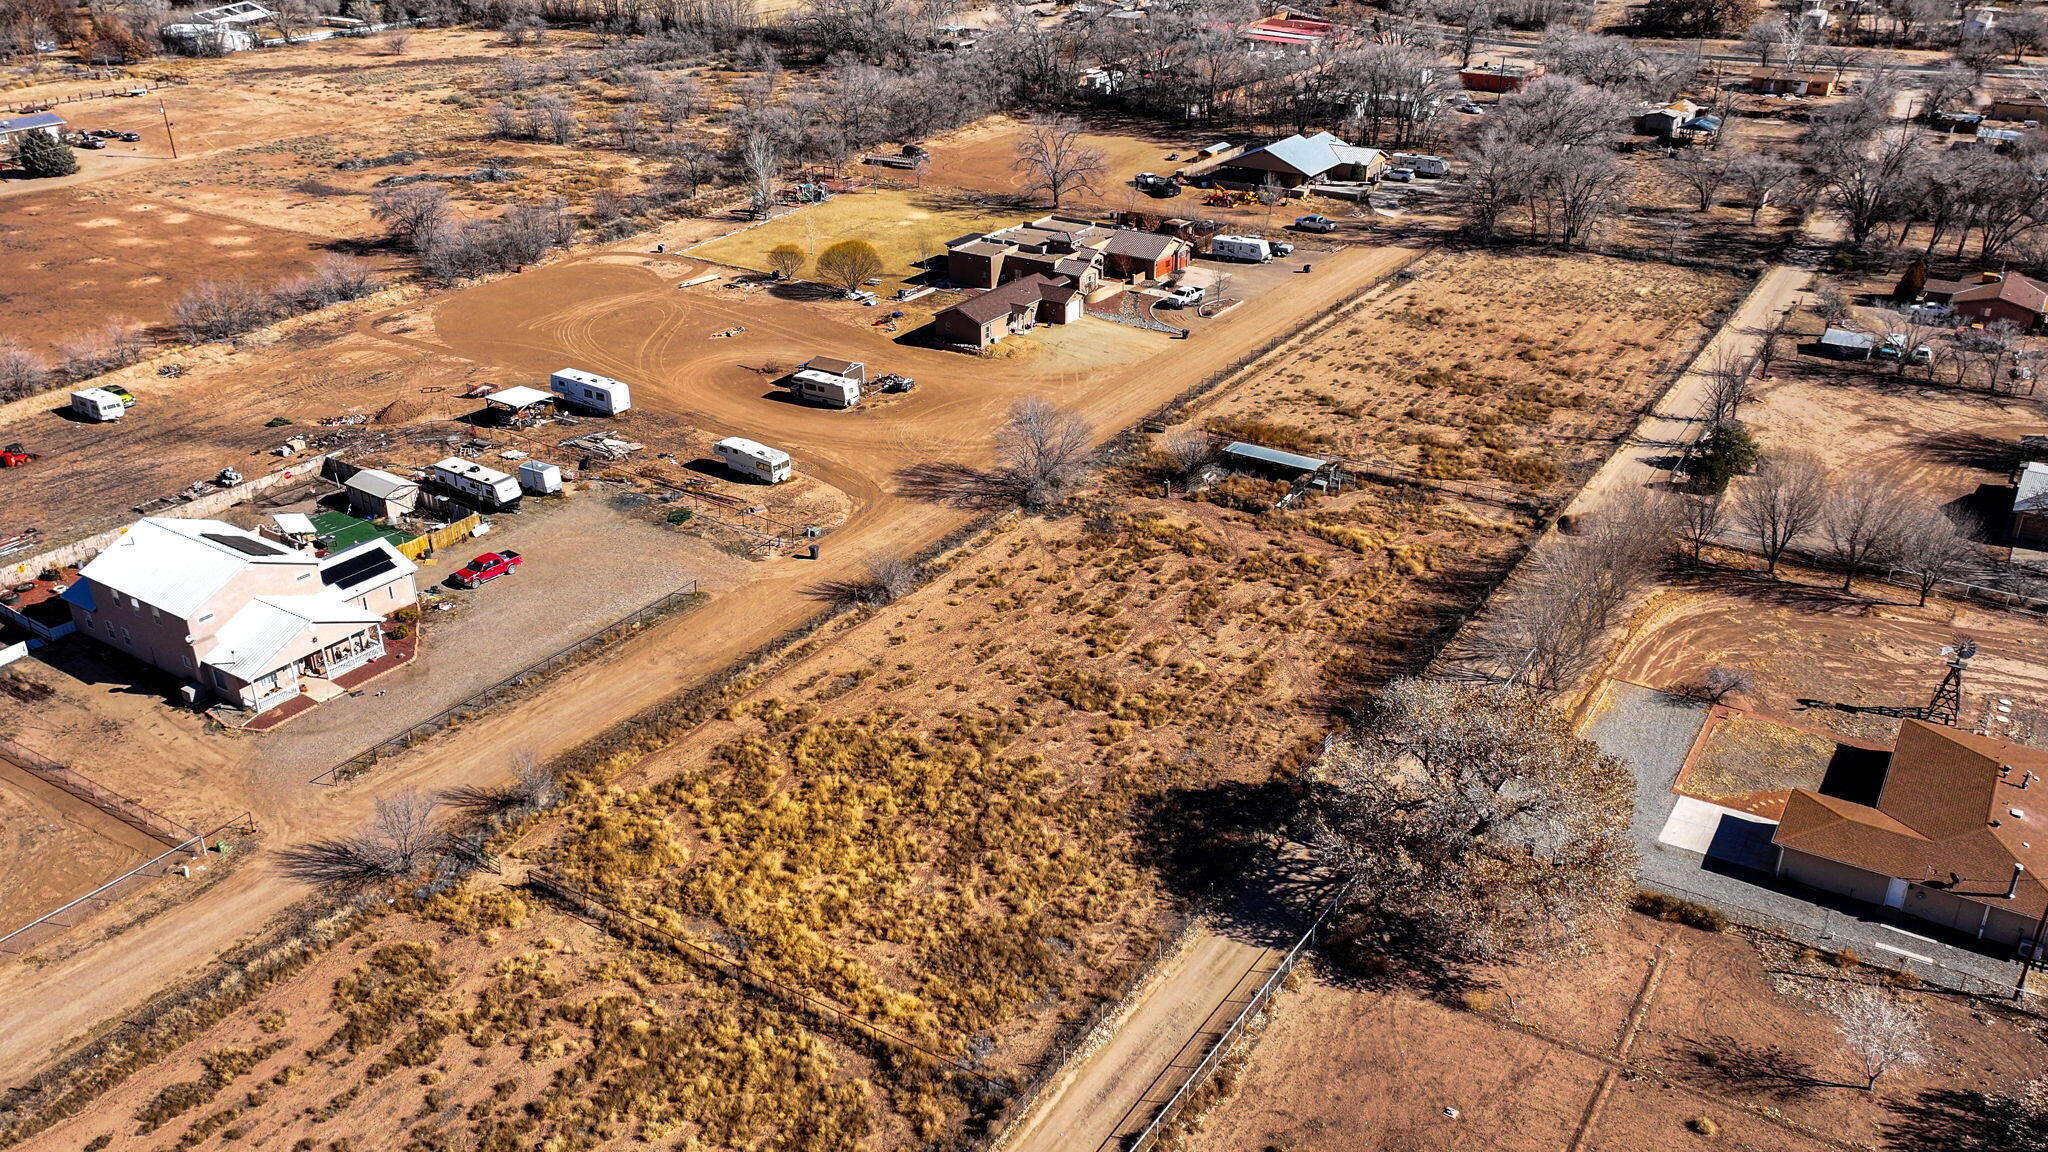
[1222,441,1330,476]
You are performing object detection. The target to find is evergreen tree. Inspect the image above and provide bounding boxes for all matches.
[14,132,78,179]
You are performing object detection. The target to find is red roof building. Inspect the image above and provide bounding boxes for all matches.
[1772,720,2048,950]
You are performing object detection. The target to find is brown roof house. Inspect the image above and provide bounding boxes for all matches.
[1772,720,2048,950]
[946,215,1190,290]
[1925,271,2048,331]
[932,274,1083,349]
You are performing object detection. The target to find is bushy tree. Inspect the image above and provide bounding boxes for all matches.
[0,337,49,399]
[13,130,77,178]
[1308,678,1637,981]
[1637,0,1757,34]
[1691,421,1759,492]
[766,243,808,281]
[814,238,883,294]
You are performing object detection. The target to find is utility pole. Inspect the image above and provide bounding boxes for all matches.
[158,98,178,160]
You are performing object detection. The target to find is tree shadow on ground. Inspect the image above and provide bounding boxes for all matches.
[1675,565,1881,615]
[1670,1034,1852,1100]
[1911,428,2025,473]
[1884,1087,2045,1152]
[894,461,1024,509]
[1135,778,1334,952]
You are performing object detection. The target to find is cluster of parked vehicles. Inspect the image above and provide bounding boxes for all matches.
[65,128,140,149]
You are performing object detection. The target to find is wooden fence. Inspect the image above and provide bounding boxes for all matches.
[396,513,482,560]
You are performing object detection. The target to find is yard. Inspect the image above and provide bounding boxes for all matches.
[687,187,1034,295]
[1185,913,2048,1152]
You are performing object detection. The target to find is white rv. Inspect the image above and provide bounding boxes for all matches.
[1389,152,1450,177]
[790,369,862,408]
[518,460,563,495]
[1210,235,1273,263]
[549,368,633,416]
[70,388,125,422]
[715,437,792,484]
[431,457,523,508]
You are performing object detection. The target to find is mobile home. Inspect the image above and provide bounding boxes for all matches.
[70,388,126,422]
[549,368,633,416]
[715,437,792,484]
[790,369,862,408]
[430,457,523,509]
[1388,152,1449,176]
[517,460,563,495]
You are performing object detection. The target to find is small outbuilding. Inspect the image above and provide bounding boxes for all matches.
[343,468,420,521]
[1818,327,1876,360]
[1221,441,1331,479]
[798,356,868,384]
[2012,461,2048,548]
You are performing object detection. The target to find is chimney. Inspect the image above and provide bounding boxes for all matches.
[2010,862,2026,900]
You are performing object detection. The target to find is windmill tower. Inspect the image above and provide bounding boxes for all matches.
[1928,636,1977,727]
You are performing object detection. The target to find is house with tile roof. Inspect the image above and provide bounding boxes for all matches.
[1772,720,2048,950]
[1924,272,2048,331]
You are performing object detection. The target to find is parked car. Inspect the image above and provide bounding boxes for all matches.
[1384,167,1416,182]
[1135,172,1182,197]
[1877,333,1906,360]
[71,134,105,150]
[87,128,118,138]
[1909,344,1934,366]
[117,130,139,142]
[452,550,523,588]
[1160,284,1206,309]
[104,385,136,407]
[1270,240,1296,256]
[1293,215,1337,233]
[1907,301,1951,322]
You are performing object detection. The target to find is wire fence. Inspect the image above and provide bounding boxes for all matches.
[0,738,199,850]
[0,811,253,958]
[310,581,702,785]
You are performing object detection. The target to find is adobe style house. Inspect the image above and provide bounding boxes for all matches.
[1772,720,2048,951]
[946,215,1191,291]
[932,274,1083,349]
[1212,131,1387,189]
[1459,61,1542,93]
[65,517,418,713]
[1924,271,2048,331]
[1238,10,1349,52]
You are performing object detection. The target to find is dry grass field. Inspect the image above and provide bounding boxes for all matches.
[1184,249,1746,498]
[1187,914,2048,1152]
[689,188,1033,294]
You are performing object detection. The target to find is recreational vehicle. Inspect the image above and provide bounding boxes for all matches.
[1210,235,1274,263]
[790,369,862,408]
[715,437,792,484]
[549,368,633,416]
[70,388,125,422]
[430,458,523,509]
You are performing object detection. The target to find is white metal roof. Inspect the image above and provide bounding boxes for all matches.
[79,518,310,619]
[486,385,554,408]
[272,512,316,537]
[717,437,790,465]
[552,367,627,389]
[1243,131,1377,177]
[203,595,379,681]
[2017,462,2048,514]
[345,468,416,499]
[433,457,514,484]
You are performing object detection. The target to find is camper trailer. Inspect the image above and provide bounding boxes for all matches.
[70,388,125,422]
[1388,152,1450,176]
[1210,235,1274,263]
[430,457,523,509]
[715,437,792,484]
[518,460,563,495]
[790,369,862,408]
[548,368,633,416]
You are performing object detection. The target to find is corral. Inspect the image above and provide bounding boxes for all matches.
[1186,914,2048,1151]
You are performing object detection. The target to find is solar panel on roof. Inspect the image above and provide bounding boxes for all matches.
[322,548,398,589]
[201,532,285,556]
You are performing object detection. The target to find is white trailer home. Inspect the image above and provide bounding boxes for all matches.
[790,369,862,408]
[1210,235,1273,262]
[715,437,792,484]
[518,460,563,495]
[430,457,523,509]
[70,388,126,422]
[1388,152,1450,176]
[549,368,633,415]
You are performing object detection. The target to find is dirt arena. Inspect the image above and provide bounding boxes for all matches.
[0,760,163,934]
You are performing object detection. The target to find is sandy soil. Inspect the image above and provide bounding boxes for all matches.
[1609,579,2048,746]
[0,760,161,931]
[0,231,1420,1093]
[1190,915,2048,1152]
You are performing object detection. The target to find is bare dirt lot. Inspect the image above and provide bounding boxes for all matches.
[1609,576,2048,748]
[0,759,160,932]
[1188,914,2048,1152]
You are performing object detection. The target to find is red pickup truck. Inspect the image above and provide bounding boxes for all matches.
[452,550,522,589]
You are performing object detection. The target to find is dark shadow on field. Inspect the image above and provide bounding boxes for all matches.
[893,461,1022,509]
[1670,1034,1850,1099]
[1885,1088,2046,1152]
[1818,744,1890,805]
[1911,429,2025,473]
[29,636,188,705]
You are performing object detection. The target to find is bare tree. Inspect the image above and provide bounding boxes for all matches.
[170,279,275,343]
[55,321,146,379]
[1157,429,1220,479]
[995,398,1095,507]
[1676,492,1726,564]
[1698,665,1752,703]
[1736,452,1827,574]
[372,184,451,251]
[0,337,49,399]
[1753,310,1793,379]
[1011,114,1108,209]
[1668,149,1730,212]
[739,124,782,217]
[1727,152,1798,225]
[766,243,807,281]
[814,556,920,607]
[1894,508,1980,605]
[1308,678,1636,980]
[1830,984,1928,1089]
[1821,485,1913,590]
[275,791,449,889]
[1701,345,1757,427]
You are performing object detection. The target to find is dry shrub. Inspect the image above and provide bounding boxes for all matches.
[414,888,532,933]
[1205,415,1329,453]
[553,789,690,888]
[321,943,455,1055]
[1686,1115,1720,1136]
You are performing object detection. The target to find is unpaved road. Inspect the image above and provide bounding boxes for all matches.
[0,237,1424,1084]
[998,926,1272,1152]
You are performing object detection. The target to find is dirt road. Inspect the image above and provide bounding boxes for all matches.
[0,239,1423,1083]
[996,926,1271,1152]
